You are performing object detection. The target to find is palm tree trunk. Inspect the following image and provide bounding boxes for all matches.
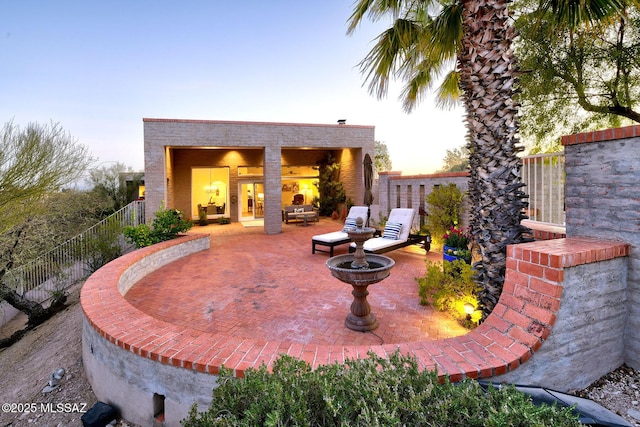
[458,0,532,319]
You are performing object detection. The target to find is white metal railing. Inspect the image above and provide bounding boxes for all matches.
[521,153,565,226]
[3,200,145,305]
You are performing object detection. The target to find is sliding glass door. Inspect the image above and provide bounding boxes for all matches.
[239,181,264,220]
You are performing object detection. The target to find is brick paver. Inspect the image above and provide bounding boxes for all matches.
[124,218,467,346]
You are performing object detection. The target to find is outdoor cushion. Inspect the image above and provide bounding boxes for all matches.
[342,217,358,231]
[358,236,405,252]
[349,208,417,253]
[311,206,370,256]
[312,231,350,243]
[382,221,402,239]
[387,208,415,241]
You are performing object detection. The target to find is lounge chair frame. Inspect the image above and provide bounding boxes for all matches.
[348,233,431,254]
[312,235,351,257]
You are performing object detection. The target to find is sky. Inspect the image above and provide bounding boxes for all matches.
[1,1,467,176]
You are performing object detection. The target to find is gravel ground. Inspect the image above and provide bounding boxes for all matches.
[1,288,639,427]
[577,365,640,426]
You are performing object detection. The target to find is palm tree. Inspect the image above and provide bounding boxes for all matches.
[348,0,628,319]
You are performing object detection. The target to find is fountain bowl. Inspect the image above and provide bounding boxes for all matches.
[326,254,395,286]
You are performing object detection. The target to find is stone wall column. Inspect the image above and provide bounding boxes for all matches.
[263,146,282,235]
[143,131,166,222]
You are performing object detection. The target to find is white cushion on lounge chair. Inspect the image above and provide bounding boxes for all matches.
[312,230,349,243]
[311,206,370,243]
[359,236,405,252]
[387,208,416,241]
[350,208,417,252]
[345,206,370,224]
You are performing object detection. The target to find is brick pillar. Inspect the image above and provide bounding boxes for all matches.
[263,146,282,235]
[144,138,167,223]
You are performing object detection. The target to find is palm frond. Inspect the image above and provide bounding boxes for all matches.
[537,0,631,27]
[400,67,435,111]
[435,70,462,109]
[347,0,439,33]
[358,18,424,99]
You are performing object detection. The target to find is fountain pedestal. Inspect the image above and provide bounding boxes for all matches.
[326,217,395,332]
[345,282,378,331]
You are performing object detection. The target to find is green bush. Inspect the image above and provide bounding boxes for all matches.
[124,205,192,249]
[182,351,581,426]
[124,224,154,248]
[84,232,123,274]
[417,260,481,326]
[425,183,465,247]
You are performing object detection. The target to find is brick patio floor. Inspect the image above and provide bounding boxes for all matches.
[124,218,467,347]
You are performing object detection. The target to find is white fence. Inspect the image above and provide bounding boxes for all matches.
[521,153,565,226]
[3,200,145,306]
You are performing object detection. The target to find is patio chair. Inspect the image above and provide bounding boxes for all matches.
[349,208,418,254]
[311,206,369,256]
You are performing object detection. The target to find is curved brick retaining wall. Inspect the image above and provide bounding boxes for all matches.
[81,233,629,427]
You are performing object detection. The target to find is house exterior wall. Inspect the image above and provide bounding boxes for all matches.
[143,119,375,235]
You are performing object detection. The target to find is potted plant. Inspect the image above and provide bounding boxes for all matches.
[443,226,471,264]
[197,204,209,226]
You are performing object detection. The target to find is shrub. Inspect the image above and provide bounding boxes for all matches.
[182,351,581,426]
[370,211,388,230]
[124,205,191,249]
[83,217,124,273]
[124,224,154,249]
[425,183,465,247]
[197,205,208,226]
[417,260,481,326]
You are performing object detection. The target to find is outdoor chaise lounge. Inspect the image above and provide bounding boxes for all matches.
[349,208,420,254]
[311,206,369,257]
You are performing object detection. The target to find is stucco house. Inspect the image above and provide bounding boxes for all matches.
[143,118,375,234]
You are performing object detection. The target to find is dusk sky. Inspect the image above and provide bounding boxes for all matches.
[1,1,467,175]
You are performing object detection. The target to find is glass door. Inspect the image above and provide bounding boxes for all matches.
[254,182,264,218]
[239,181,264,220]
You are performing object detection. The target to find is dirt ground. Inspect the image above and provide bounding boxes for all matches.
[0,288,136,427]
[1,286,639,427]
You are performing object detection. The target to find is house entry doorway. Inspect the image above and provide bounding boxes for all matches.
[239,182,264,221]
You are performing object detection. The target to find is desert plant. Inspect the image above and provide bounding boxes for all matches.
[84,231,123,274]
[417,260,481,326]
[83,217,124,274]
[182,350,581,426]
